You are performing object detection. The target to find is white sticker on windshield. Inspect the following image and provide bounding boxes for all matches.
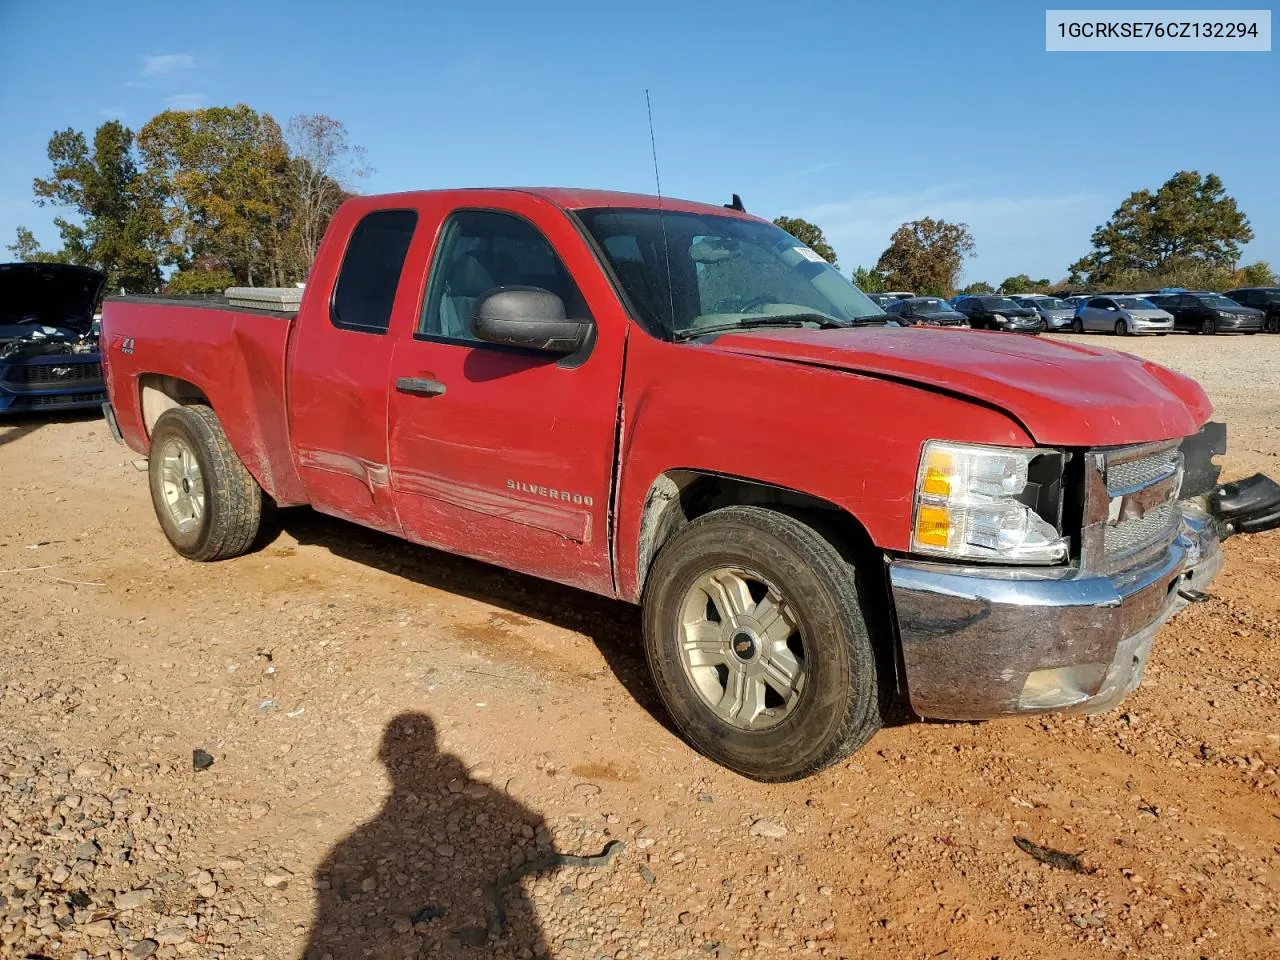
[794,246,827,264]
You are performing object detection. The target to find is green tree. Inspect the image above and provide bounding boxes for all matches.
[166,268,236,294]
[28,120,168,292]
[1069,171,1252,287]
[875,218,975,296]
[960,280,994,295]
[1235,261,1278,287]
[772,216,838,267]
[138,105,291,286]
[999,273,1050,293]
[850,265,884,292]
[6,226,70,263]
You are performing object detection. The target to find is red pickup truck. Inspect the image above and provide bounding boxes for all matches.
[101,187,1254,781]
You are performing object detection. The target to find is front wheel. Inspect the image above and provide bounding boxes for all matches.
[642,506,886,781]
[148,405,262,561]
[1114,319,1128,336]
[1202,316,1217,335]
[1266,315,1280,334]
[1072,317,1084,334]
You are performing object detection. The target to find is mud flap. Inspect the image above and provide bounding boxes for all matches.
[1208,473,1280,539]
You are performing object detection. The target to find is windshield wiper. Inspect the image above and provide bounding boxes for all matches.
[672,313,850,342]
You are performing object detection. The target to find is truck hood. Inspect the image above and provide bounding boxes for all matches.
[706,326,1212,447]
[0,262,105,335]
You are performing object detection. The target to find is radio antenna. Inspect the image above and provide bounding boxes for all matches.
[646,89,677,334]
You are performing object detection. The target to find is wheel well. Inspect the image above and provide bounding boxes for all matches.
[634,470,901,694]
[635,471,879,593]
[138,374,209,437]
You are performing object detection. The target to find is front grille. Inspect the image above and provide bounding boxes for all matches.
[10,391,106,409]
[1107,447,1181,495]
[2,361,102,384]
[2,363,101,386]
[1104,501,1180,558]
[1082,441,1185,573]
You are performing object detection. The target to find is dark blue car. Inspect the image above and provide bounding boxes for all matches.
[0,263,106,414]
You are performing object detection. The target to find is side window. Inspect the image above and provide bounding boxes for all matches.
[331,210,418,333]
[1086,297,1108,309]
[420,210,590,342]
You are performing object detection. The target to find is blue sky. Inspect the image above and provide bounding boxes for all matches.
[1,1,1276,283]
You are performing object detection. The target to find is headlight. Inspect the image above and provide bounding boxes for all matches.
[911,441,1068,564]
[991,313,1006,322]
[1217,310,1232,317]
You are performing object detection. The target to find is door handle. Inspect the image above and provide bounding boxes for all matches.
[396,377,447,397]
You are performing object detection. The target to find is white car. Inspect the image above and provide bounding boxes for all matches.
[1074,295,1174,335]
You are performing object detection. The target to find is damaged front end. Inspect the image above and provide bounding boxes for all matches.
[0,262,106,415]
[1179,421,1280,540]
[889,421,1280,721]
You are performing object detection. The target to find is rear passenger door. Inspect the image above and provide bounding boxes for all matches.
[288,207,418,535]
[1081,298,1104,331]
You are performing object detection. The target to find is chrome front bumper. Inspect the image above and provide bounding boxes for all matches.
[888,508,1221,720]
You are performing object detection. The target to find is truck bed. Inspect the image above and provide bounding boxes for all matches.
[100,296,309,505]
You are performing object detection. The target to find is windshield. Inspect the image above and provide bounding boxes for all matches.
[1199,294,1241,309]
[577,208,885,337]
[1115,297,1158,310]
[1036,298,1070,309]
[980,297,1023,310]
[911,299,953,311]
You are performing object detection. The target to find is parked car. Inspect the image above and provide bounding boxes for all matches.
[1013,295,1075,331]
[867,294,899,309]
[883,297,969,327]
[1073,295,1173,335]
[1224,287,1280,333]
[100,186,1259,781]
[0,262,106,415]
[953,296,1045,332]
[1150,291,1265,334]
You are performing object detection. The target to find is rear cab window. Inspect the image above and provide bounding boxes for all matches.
[330,209,419,333]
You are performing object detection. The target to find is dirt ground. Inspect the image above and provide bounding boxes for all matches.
[2,332,1278,960]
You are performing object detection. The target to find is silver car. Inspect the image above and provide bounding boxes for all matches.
[1014,295,1075,331]
[1074,295,1174,335]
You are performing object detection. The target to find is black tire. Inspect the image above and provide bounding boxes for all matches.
[1267,315,1280,334]
[642,506,885,781]
[1072,317,1084,334]
[1114,319,1127,336]
[1202,315,1217,335]
[148,405,262,561]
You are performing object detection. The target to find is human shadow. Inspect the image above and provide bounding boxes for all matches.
[304,712,552,959]
[273,509,670,731]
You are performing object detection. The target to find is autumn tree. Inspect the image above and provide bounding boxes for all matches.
[285,114,368,273]
[1235,261,1277,287]
[959,280,994,295]
[875,218,975,296]
[24,120,168,292]
[138,105,291,286]
[772,216,838,267]
[1069,171,1252,288]
[851,265,884,292]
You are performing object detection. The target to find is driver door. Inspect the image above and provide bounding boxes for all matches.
[385,199,626,595]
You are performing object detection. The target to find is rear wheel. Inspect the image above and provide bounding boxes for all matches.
[642,506,886,781]
[1201,315,1217,335]
[148,405,262,561]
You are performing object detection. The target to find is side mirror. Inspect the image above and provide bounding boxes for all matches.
[472,287,593,354]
